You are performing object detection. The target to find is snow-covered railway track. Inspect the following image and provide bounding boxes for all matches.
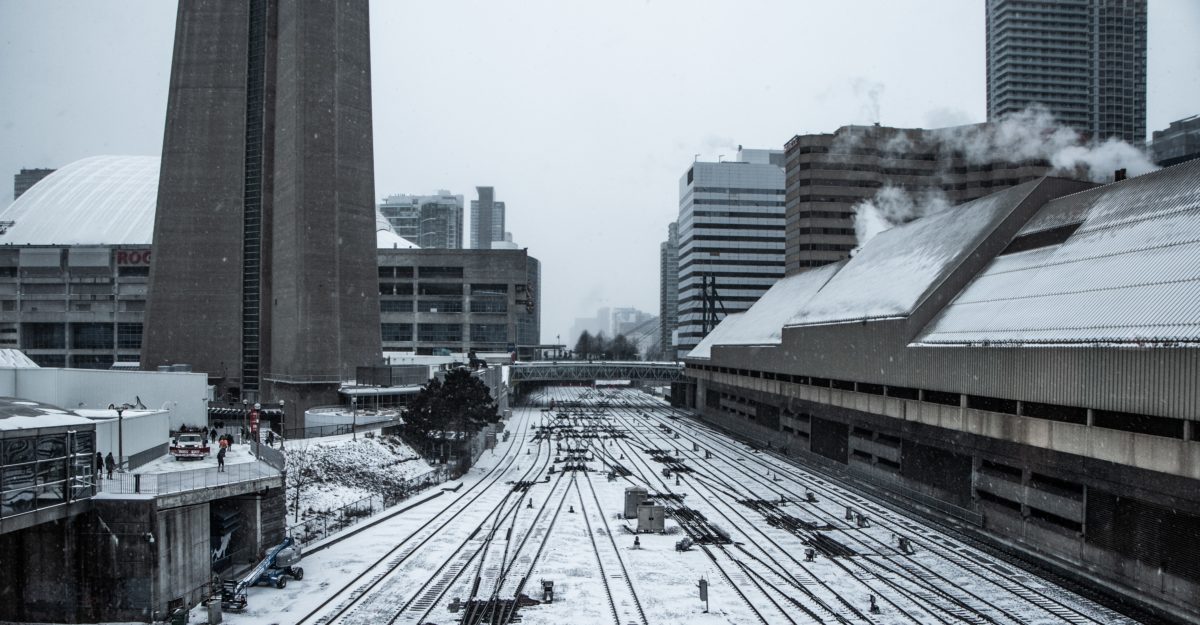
[459,470,576,625]
[605,405,873,625]
[595,406,788,624]
[624,410,1021,625]
[575,470,649,625]
[293,412,549,625]
[630,394,1139,625]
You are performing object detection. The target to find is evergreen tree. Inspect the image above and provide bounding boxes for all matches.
[403,368,497,458]
[610,334,639,360]
[574,330,593,360]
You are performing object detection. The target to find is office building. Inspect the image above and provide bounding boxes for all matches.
[379,249,541,358]
[1148,114,1200,167]
[784,124,1051,273]
[675,148,786,358]
[470,186,506,249]
[143,0,381,418]
[986,0,1147,143]
[684,160,1200,620]
[378,191,464,249]
[610,307,653,339]
[13,168,55,201]
[659,221,679,359]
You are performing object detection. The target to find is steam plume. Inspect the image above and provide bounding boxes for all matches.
[852,106,1158,247]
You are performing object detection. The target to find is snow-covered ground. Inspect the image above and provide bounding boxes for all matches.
[283,433,438,524]
[172,387,1140,625]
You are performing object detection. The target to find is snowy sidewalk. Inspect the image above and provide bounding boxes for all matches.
[96,444,279,496]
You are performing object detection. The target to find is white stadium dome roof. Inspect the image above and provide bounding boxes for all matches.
[0,155,419,249]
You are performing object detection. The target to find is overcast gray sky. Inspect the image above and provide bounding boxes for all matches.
[2,1,1198,345]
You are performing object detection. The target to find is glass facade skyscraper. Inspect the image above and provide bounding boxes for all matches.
[675,149,785,358]
[986,0,1146,143]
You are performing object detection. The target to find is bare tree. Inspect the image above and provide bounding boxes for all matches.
[285,441,320,523]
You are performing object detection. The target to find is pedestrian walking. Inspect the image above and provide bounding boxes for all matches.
[95,452,103,479]
[217,446,226,472]
[266,430,275,447]
[104,452,116,479]
[210,427,217,444]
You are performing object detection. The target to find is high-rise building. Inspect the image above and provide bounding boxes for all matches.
[675,148,786,358]
[986,0,1147,144]
[784,124,1051,273]
[13,168,55,201]
[379,191,464,249]
[659,221,679,359]
[1148,114,1200,167]
[143,0,381,419]
[470,186,506,249]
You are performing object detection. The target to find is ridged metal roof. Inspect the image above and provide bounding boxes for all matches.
[685,262,842,360]
[0,155,159,245]
[0,155,419,250]
[790,181,1036,326]
[916,159,1200,346]
[687,312,745,360]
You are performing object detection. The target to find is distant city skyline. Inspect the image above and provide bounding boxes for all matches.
[2,0,1197,344]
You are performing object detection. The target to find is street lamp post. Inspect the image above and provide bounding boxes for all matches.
[241,399,249,444]
[351,397,358,441]
[115,404,125,472]
[279,399,286,445]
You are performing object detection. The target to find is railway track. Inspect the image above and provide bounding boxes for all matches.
[293,409,548,625]
[532,386,1142,625]
[623,390,1139,625]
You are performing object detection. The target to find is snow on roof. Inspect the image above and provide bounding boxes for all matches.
[0,156,159,245]
[376,212,420,249]
[0,155,418,250]
[0,349,39,368]
[687,312,745,359]
[790,181,1037,327]
[916,160,1200,346]
[686,264,842,360]
[0,397,94,431]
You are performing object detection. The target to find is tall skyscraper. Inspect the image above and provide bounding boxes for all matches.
[986,0,1147,143]
[13,168,55,201]
[675,148,786,358]
[470,186,506,249]
[143,0,381,416]
[379,191,464,248]
[659,221,679,359]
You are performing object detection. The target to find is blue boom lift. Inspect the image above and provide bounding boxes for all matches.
[221,536,305,611]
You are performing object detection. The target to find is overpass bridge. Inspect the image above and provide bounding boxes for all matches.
[509,361,685,383]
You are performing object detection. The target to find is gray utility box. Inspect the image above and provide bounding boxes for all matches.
[636,504,665,533]
[624,486,649,519]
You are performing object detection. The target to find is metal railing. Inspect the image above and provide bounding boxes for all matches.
[98,460,280,496]
[284,423,354,440]
[251,441,286,471]
[291,467,445,546]
[128,443,168,470]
